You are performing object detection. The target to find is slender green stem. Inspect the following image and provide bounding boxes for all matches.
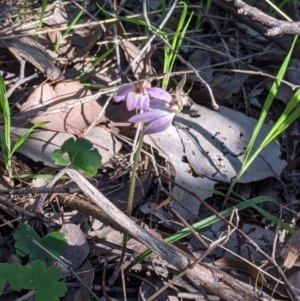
[120,131,144,263]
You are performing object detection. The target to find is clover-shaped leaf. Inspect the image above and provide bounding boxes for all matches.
[25,261,67,301]
[13,224,67,262]
[50,137,102,177]
[0,263,23,292]
[0,261,67,301]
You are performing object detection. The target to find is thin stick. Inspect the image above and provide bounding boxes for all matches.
[148,29,218,110]
[33,167,68,213]
[123,0,178,75]
[64,168,268,301]
[146,234,229,301]
[13,64,298,121]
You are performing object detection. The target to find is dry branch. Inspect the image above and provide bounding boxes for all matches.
[0,37,61,80]
[220,0,300,36]
[61,168,271,301]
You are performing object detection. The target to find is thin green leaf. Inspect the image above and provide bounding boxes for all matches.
[0,76,11,169]
[244,36,297,162]
[160,0,166,17]
[252,205,295,233]
[233,35,298,184]
[11,121,48,155]
[162,3,190,88]
[54,5,86,51]
[38,0,47,30]
[163,30,170,75]
[75,45,117,80]
[96,3,156,28]
[170,2,187,57]
[0,131,7,165]
[128,196,279,269]
[168,10,193,81]
[234,191,295,233]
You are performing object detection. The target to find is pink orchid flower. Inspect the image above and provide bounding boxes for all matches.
[113,82,150,111]
[129,88,182,135]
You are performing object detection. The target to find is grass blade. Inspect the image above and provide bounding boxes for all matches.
[75,45,117,80]
[11,121,48,156]
[38,0,47,30]
[162,2,191,88]
[128,196,280,269]
[54,5,86,51]
[0,77,11,169]
[231,35,298,186]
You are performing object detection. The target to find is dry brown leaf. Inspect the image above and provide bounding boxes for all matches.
[281,228,300,269]
[120,39,150,79]
[20,80,104,135]
[117,19,149,79]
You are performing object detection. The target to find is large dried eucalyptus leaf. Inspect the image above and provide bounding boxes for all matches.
[20,80,104,135]
[145,126,215,223]
[145,104,286,222]
[176,104,287,182]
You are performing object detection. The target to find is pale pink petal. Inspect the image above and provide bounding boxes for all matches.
[126,92,138,111]
[113,85,134,103]
[128,110,169,123]
[138,93,150,110]
[144,113,176,135]
[147,87,172,101]
[149,98,169,110]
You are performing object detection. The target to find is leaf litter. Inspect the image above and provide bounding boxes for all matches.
[11,124,121,166]
[1,1,299,300]
[20,80,104,135]
[178,104,286,182]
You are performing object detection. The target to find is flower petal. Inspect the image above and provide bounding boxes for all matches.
[147,87,172,101]
[149,98,169,110]
[144,113,176,135]
[113,85,134,103]
[128,110,169,123]
[138,93,150,110]
[126,92,138,111]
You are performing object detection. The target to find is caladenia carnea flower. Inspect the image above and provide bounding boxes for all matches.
[128,88,183,135]
[113,81,151,111]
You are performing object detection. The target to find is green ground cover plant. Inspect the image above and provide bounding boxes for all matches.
[51,137,102,177]
[0,224,67,301]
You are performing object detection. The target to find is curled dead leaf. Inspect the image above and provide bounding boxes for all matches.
[20,80,104,135]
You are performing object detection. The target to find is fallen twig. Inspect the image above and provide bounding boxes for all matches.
[57,168,272,301]
[220,0,300,36]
